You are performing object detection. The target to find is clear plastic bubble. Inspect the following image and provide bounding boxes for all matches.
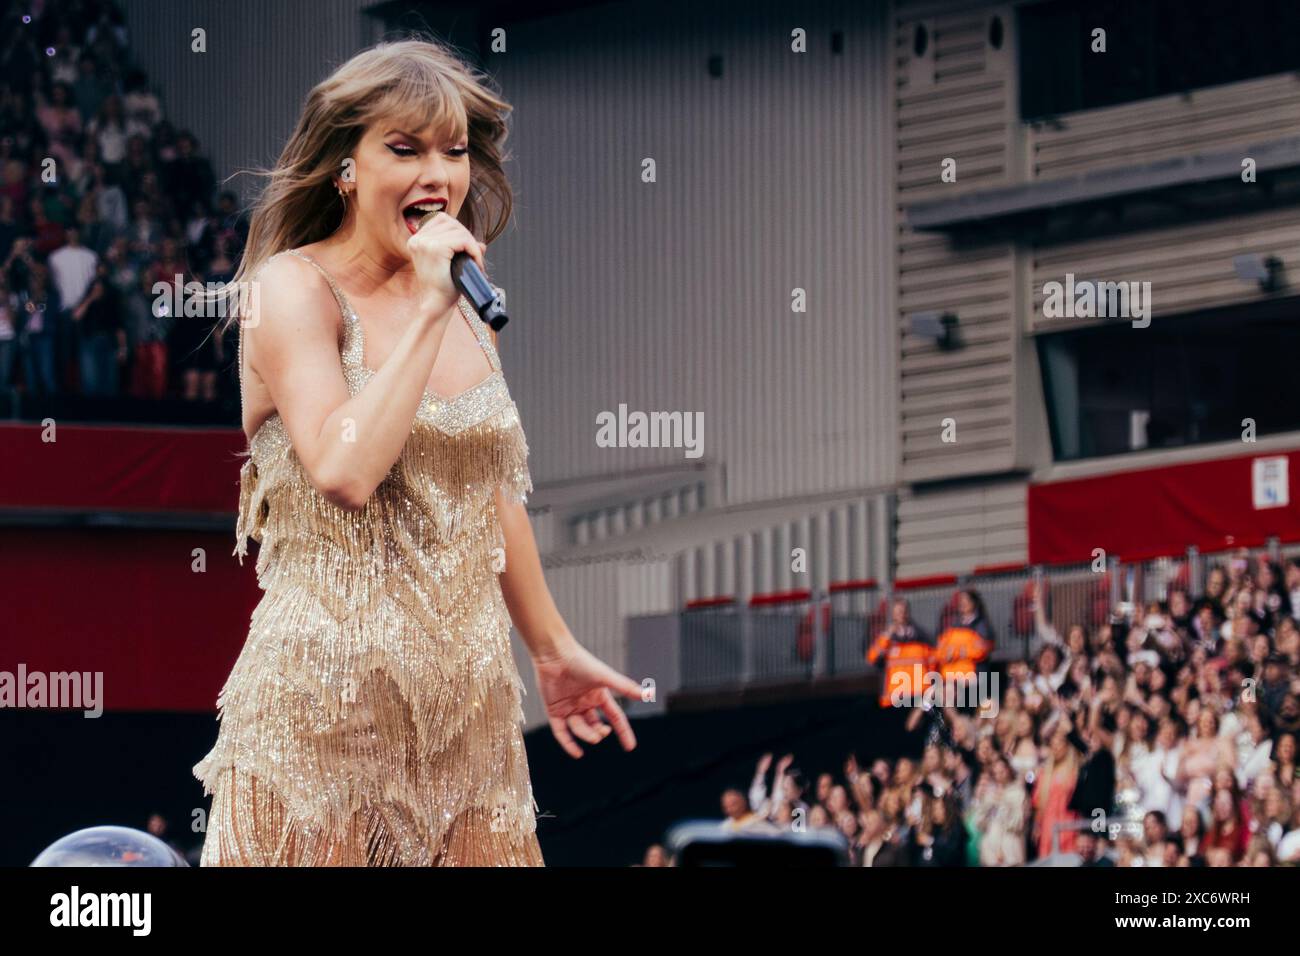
[31,826,190,867]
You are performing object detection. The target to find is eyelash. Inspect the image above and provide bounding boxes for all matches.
[387,145,468,158]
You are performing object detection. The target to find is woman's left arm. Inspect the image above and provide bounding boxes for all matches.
[489,327,642,759]
[485,326,571,658]
[493,486,572,661]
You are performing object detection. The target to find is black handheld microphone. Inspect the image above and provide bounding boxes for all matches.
[418,210,509,331]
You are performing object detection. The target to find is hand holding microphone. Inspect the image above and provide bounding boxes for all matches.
[409,210,510,330]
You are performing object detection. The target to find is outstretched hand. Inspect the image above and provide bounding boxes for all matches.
[532,640,641,759]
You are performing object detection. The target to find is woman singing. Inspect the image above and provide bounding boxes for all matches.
[193,38,641,866]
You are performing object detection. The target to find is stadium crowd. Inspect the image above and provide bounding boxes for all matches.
[640,552,1300,866]
[0,0,245,412]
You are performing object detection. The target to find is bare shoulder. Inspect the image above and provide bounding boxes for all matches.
[250,251,339,317]
[241,251,354,448]
[244,252,343,367]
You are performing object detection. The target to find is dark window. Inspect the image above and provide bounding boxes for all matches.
[1018,0,1300,122]
[1036,306,1300,461]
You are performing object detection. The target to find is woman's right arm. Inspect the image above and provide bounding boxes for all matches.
[244,255,452,511]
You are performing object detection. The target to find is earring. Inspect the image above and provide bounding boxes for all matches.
[336,182,349,204]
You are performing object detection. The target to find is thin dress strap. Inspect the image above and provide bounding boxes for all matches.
[467,292,503,373]
[282,248,356,320]
[238,248,504,405]
[281,249,374,375]
[285,248,503,377]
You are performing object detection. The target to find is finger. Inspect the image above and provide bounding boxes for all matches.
[585,707,610,737]
[601,665,644,702]
[452,227,485,270]
[566,713,603,745]
[549,716,583,759]
[465,238,485,272]
[600,689,637,751]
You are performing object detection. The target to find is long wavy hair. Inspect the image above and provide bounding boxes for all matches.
[212,36,513,338]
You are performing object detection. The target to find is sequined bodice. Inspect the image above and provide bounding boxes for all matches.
[233,249,533,615]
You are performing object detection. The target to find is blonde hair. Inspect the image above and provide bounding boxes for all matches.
[212,36,513,337]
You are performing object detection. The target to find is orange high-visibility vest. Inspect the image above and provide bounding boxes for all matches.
[867,633,935,708]
[934,625,991,681]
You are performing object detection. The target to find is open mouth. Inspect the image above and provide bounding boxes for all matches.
[402,199,447,233]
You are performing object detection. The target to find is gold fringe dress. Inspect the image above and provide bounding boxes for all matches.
[192,248,544,866]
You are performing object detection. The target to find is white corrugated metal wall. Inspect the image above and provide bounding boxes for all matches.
[485,0,897,504]
[672,495,887,601]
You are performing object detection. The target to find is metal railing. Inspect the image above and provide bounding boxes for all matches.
[676,536,1297,692]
